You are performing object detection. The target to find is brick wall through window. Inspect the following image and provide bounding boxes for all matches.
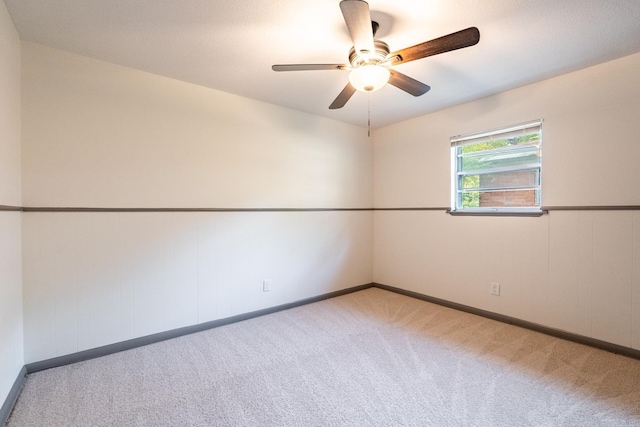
[479,171,537,207]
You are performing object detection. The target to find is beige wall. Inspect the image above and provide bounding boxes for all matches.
[23,210,372,363]
[0,0,24,407]
[373,52,640,349]
[22,42,372,209]
[21,43,373,363]
[0,3,21,204]
[14,32,640,367]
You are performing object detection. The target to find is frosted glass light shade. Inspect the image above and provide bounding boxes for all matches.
[348,64,390,92]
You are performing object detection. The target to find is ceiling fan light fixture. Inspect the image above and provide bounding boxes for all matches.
[348,64,390,92]
[272,0,480,110]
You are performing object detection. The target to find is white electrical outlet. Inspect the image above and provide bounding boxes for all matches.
[490,282,501,296]
[263,279,271,292]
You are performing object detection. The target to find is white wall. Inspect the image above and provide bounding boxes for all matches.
[0,0,24,407]
[373,52,640,350]
[21,43,373,363]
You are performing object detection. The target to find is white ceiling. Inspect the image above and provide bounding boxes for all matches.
[5,0,640,128]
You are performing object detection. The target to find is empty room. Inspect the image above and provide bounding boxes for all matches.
[2,0,640,425]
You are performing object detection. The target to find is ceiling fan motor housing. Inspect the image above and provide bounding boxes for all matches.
[348,40,390,67]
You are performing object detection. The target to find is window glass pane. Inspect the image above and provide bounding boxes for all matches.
[460,139,510,154]
[479,189,539,208]
[459,189,540,209]
[459,170,539,191]
[459,133,540,154]
[459,146,540,172]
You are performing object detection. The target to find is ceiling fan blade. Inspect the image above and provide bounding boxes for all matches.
[339,0,375,56]
[388,27,480,65]
[388,70,431,97]
[272,64,348,72]
[329,83,357,109]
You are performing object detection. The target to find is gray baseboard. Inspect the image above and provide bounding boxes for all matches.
[2,284,373,423]
[373,282,640,361]
[25,283,374,374]
[0,366,27,426]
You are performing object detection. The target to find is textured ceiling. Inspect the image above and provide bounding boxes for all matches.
[5,0,640,128]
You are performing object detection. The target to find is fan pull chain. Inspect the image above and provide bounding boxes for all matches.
[368,94,371,137]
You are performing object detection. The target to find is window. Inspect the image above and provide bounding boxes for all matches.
[450,120,542,214]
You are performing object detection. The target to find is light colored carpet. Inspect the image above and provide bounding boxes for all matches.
[8,288,640,426]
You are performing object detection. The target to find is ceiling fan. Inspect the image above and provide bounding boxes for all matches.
[272,0,480,109]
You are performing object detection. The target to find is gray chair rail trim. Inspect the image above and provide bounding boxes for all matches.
[8,205,640,212]
[0,205,21,211]
[21,207,373,212]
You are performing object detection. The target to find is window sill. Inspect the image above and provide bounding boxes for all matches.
[447,209,547,217]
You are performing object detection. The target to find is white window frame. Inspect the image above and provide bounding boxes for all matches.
[450,120,543,215]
